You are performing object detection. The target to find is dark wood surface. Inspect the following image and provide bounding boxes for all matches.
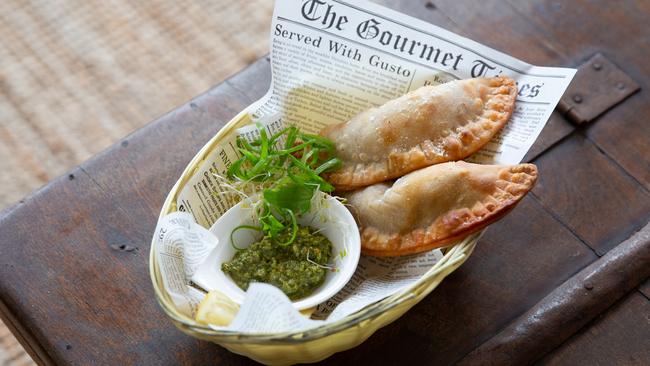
[1,0,649,365]
[538,293,650,366]
[457,222,650,365]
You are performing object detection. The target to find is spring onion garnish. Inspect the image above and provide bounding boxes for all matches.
[227,123,341,246]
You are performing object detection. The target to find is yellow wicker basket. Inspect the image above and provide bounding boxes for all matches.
[149,109,480,365]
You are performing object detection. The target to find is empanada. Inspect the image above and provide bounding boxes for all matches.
[322,77,516,190]
[344,161,537,256]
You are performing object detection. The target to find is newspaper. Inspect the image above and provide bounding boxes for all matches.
[153,212,217,316]
[153,0,575,334]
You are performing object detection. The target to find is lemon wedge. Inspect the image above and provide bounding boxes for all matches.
[195,290,239,326]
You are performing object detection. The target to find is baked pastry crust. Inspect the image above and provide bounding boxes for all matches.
[343,161,538,256]
[321,77,517,190]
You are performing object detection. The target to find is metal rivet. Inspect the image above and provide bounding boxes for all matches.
[425,1,436,10]
[572,94,583,103]
[68,174,75,180]
[616,82,625,90]
[592,62,602,71]
[584,282,593,290]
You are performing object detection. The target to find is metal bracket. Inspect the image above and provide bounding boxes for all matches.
[556,53,640,124]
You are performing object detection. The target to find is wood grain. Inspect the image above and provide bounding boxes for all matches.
[586,94,650,190]
[538,293,650,366]
[532,134,650,255]
[430,0,570,66]
[506,0,650,190]
[458,221,650,365]
[522,112,574,163]
[640,279,650,300]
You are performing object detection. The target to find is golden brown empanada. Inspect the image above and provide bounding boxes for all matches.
[343,161,537,256]
[322,77,516,190]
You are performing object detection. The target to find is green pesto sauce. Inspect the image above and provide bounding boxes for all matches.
[222,226,333,300]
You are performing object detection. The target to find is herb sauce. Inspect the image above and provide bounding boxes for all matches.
[222,226,333,300]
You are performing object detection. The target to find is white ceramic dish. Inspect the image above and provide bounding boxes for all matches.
[192,192,360,310]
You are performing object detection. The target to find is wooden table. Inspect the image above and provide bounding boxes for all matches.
[1,1,649,364]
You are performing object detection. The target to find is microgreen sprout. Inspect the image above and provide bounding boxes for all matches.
[306,249,339,272]
[226,123,341,246]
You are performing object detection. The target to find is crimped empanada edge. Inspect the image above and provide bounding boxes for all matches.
[360,204,518,256]
[359,163,538,256]
[326,76,518,191]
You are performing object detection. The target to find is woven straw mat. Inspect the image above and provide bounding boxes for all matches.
[0,1,273,364]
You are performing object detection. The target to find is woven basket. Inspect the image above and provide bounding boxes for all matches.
[149,108,480,365]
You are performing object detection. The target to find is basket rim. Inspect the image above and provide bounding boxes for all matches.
[150,234,477,342]
[148,108,480,343]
